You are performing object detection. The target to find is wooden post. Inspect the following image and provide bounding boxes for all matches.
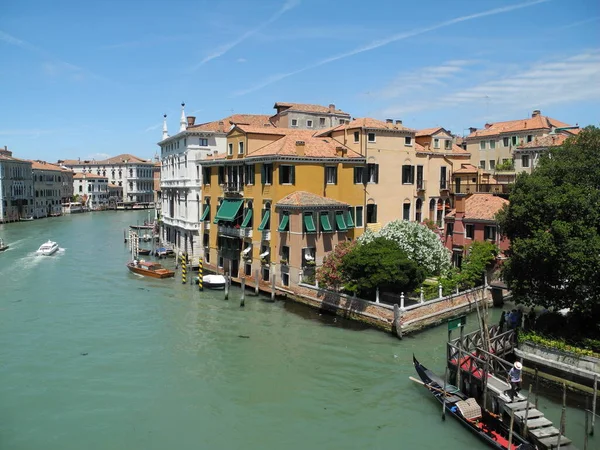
[181,253,187,284]
[592,373,597,436]
[534,368,539,409]
[400,292,405,310]
[271,273,276,301]
[420,287,424,303]
[456,344,462,393]
[240,277,245,307]
[438,283,443,298]
[254,269,259,296]
[198,257,203,291]
[224,277,229,300]
[508,409,515,450]
[442,365,448,421]
[584,398,589,450]
[376,287,380,303]
[523,383,533,437]
[483,360,489,411]
[557,382,566,449]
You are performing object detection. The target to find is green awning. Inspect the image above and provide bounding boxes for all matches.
[320,212,332,232]
[200,205,210,221]
[241,209,252,227]
[335,212,347,231]
[303,214,316,233]
[277,214,289,232]
[257,210,270,231]
[214,199,243,223]
[344,210,354,228]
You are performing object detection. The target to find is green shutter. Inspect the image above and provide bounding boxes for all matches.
[200,205,210,221]
[345,209,354,227]
[241,209,253,227]
[303,213,316,233]
[214,199,243,222]
[277,213,289,232]
[335,212,347,231]
[258,210,270,231]
[320,212,332,232]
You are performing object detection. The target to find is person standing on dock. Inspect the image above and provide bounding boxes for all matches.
[507,361,523,401]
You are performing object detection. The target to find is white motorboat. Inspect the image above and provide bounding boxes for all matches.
[36,240,59,256]
[199,274,227,290]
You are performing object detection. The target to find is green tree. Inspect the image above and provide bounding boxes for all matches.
[340,237,426,299]
[316,240,357,290]
[497,126,600,314]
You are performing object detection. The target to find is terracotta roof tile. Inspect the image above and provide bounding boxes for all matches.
[274,102,349,115]
[516,134,569,149]
[275,191,349,208]
[29,160,65,171]
[73,172,108,180]
[466,114,573,138]
[340,117,415,132]
[448,194,508,221]
[453,163,479,174]
[188,114,272,133]
[415,127,446,137]
[61,154,152,165]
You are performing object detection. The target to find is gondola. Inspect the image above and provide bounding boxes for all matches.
[412,355,535,450]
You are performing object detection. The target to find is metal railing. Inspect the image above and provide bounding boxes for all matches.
[223,182,243,193]
[452,183,511,194]
[416,179,426,190]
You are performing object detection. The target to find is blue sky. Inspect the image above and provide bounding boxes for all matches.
[1,0,598,162]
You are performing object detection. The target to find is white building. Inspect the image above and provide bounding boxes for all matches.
[158,103,272,261]
[30,160,71,218]
[0,146,34,222]
[73,172,109,209]
[59,154,155,203]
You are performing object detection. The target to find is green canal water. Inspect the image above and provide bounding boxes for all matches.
[0,211,591,449]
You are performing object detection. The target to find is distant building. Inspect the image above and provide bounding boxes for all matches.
[443,193,509,267]
[270,102,351,129]
[513,130,578,174]
[73,172,109,210]
[29,160,69,218]
[0,146,34,222]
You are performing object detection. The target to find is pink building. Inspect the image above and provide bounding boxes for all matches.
[444,193,509,267]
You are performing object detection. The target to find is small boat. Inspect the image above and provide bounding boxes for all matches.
[20,216,34,221]
[200,274,227,290]
[137,248,151,256]
[154,247,174,258]
[412,355,534,450]
[0,239,9,252]
[36,240,59,256]
[126,260,175,279]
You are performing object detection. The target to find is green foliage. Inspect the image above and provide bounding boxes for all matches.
[518,330,600,359]
[497,126,600,315]
[316,240,357,290]
[340,237,426,299]
[495,159,515,171]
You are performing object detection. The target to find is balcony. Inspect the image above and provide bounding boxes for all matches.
[416,179,426,191]
[218,225,252,238]
[452,183,511,195]
[440,180,450,192]
[262,230,271,241]
[223,182,243,194]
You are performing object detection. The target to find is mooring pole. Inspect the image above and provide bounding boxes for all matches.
[198,257,203,291]
[523,384,532,437]
[534,368,539,409]
[442,365,448,421]
[240,277,245,307]
[592,373,597,436]
[271,273,276,301]
[508,409,515,450]
[584,398,589,450]
[181,253,187,284]
[254,269,259,296]
[224,276,229,300]
[557,383,566,449]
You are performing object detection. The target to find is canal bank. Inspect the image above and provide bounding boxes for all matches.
[0,211,593,450]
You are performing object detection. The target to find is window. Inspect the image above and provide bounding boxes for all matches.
[291,119,298,127]
[279,165,295,184]
[339,119,346,124]
[354,131,360,143]
[218,166,225,185]
[479,160,486,169]
[522,155,530,168]
[228,143,233,156]
[445,140,452,150]
[527,135,533,143]
[440,166,447,189]
[199,138,208,146]
[403,202,410,221]
[489,160,495,170]
[319,118,326,126]
[401,165,415,184]
[446,222,454,236]
[489,140,496,149]
[278,212,290,232]
[238,142,244,155]
[405,136,412,146]
[503,137,510,147]
[366,204,377,224]
[261,164,273,184]
[319,211,333,232]
[281,245,290,263]
[465,224,474,239]
[434,138,440,149]
[416,165,424,189]
[480,141,486,150]
[353,167,364,184]
[203,167,211,185]
[306,120,313,128]
[367,132,376,143]
[367,164,379,183]
[244,164,255,185]
[484,226,496,241]
[325,166,337,184]
[511,136,518,146]
[355,206,364,228]
[303,212,316,233]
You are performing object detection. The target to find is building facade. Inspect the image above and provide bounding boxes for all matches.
[270,102,351,129]
[513,132,577,174]
[200,125,365,286]
[30,160,69,217]
[73,173,109,209]
[0,147,34,222]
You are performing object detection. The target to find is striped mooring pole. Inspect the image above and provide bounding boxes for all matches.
[198,257,203,291]
[181,253,187,284]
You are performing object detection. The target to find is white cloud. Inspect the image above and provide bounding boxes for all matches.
[380,50,600,117]
[192,0,300,69]
[237,58,247,63]
[233,0,550,96]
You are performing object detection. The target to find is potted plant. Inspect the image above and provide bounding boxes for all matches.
[280,258,288,265]
[305,260,316,266]
[260,257,269,265]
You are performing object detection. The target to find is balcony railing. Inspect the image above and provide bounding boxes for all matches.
[440,180,449,191]
[262,230,271,241]
[217,225,253,238]
[416,179,426,190]
[223,182,243,194]
[452,183,511,195]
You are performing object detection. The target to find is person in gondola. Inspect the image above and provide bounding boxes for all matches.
[507,361,523,401]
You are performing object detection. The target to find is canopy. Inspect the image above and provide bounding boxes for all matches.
[200,205,210,221]
[303,214,316,233]
[277,213,289,232]
[259,250,270,258]
[243,246,252,255]
[258,210,270,231]
[320,212,332,232]
[241,209,253,227]
[214,199,243,223]
[335,212,347,231]
[344,210,354,228]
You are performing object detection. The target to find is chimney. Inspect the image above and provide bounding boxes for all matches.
[295,140,305,156]
[328,104,335,113]
[335,146,347,157]
[187,116,196,127]
[469,127,478,134]
[396,120,402,125]
[484,123,492,129]
[455,195,467,215]
[532,109,541,117]
[386,119,393,124]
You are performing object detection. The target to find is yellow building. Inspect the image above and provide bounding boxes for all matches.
[200,125,365,287]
